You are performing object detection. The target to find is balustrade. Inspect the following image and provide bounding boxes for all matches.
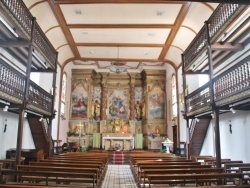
[186,82,212,116]
[214,58,250,102]
[183,4,244,69]
[0,59,25,102]
[28,82,53,115]
[1,0,57,68]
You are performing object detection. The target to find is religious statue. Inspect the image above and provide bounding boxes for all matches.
[74,125,81,135]
[92,99,101,120]
[135,100,142,120]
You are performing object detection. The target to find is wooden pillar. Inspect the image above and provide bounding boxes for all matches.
[214,109,221,167]
[16,17,36,167]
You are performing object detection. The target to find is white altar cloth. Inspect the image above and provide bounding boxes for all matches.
[102,136,134,149]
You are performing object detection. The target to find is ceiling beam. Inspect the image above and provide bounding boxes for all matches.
[53,0,250,5]
[68,24,174,29]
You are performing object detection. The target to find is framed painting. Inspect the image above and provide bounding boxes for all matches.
[108,89,129,119]
[70,79,88,119]
[148,86,165,119]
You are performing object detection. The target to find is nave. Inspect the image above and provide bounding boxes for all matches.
[101,165,137,188]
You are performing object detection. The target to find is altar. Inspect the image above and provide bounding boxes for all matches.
[102,135,134,150]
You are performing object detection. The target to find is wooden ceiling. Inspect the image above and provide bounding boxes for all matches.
[23,0,223,72]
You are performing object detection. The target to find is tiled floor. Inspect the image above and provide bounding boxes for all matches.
[101,165,138,188]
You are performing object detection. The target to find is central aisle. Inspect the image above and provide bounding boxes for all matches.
[101,165,138,188]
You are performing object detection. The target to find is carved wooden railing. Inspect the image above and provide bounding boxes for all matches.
[0,59,25,103]
[214,56,250,106]
[0,59,53,115]
[1,0,57,69]
[27,81,53,116]
[186,82,212,117]
[183,4,246,70]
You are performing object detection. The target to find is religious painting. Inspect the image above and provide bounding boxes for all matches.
[70,79,88,119]
[108,89,129,119]
[148,86,165,119]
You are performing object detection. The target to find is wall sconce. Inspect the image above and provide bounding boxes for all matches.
[3,106,8,112]
[24,112,27,118]
[39,117,43,122]
[230,108,236,114]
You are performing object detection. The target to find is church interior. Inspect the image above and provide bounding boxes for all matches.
[0,0,250,187]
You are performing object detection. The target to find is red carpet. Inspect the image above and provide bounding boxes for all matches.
[113,151,124,164]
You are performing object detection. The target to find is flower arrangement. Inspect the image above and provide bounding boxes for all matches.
[115,143,121,151]
[150,131,157,138]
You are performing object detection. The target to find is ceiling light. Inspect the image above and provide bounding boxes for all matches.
[82,31,88,35]
[74,9,82,14]
[3,106,8,112]
[89,51,94,54]
[144,51,148,55]
[156,11,164,16]
[109,47,127,74]
[230,108,236,114]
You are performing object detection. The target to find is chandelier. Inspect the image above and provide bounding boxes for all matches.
[109,47,127,74]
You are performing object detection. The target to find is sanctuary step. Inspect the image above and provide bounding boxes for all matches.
[108,150,131,164]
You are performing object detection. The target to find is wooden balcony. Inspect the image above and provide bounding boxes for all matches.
[0,0,57,116]
[0,59,53,116]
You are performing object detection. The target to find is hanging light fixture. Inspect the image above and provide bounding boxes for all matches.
[109,47,127,74]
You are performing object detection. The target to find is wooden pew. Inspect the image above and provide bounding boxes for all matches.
[29,162,105,179]
[0,169,96,187]
[16,165,99,186]
[146,173,250,188]
[140,168,224,186]
[136,164,212,183]
[133,161,201,177]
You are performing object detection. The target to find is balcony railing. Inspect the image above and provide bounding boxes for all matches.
[186,82,212,117]
[183,4,246,70]
[0,59,53,115]
[1,0,57,69]
[214,56,250,106]
[0,59,25,103]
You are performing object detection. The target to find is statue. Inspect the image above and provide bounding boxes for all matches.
[92,99,101,120]
[135,100,142,120]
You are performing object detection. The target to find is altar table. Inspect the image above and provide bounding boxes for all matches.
[102,136,134,150]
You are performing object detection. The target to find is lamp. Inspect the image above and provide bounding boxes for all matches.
[3,106,8,112]
[109,47,127,74]
[230,108,236,114]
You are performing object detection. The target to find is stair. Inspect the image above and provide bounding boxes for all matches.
[189,119,211,156]
[108,150,131,164]
[27,117,49,157]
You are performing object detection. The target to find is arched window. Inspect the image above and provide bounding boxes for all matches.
[171,74,177,119]
[60,73,67,119]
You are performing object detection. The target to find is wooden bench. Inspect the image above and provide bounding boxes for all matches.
[135,164,212,180]
[16,165,99,187]
[0,169,96,187]
[29,161,106,179]
[146,173,250,188]
[140,168,224,186]
[133,161,201,177]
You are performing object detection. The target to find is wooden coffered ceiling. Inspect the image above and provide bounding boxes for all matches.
[23,0,223,72]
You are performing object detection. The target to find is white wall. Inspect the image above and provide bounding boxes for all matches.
[0,111,35,159]
[200,110,250,163]
[164,64,175,141]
